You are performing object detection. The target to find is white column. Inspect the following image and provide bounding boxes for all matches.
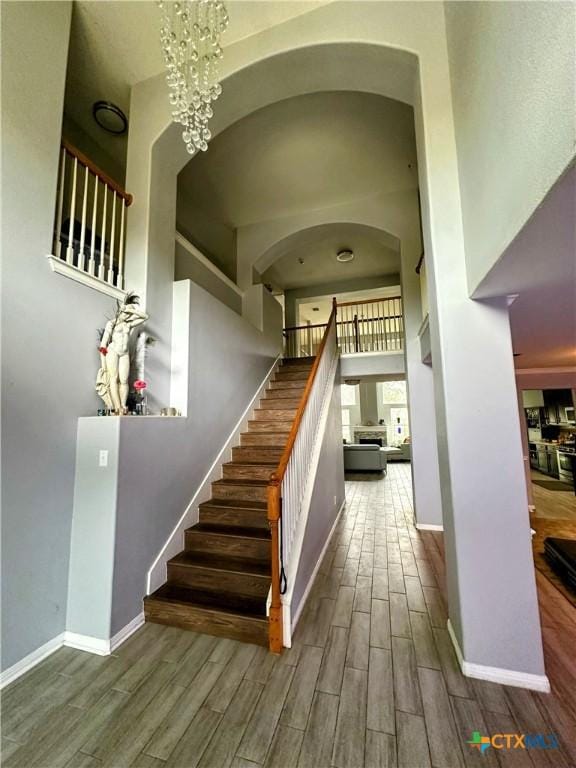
[415,65,546,686]
[400,236,443,530]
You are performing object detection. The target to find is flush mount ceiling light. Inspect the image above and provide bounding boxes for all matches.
[336,249,354,263]
[158,0,229,155]
[92,101,128,134]
[312,307,319,312]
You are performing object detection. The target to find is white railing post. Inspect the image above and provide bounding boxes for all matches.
[78,165,89,272]
[89,176,98,276]
[66,156,78,265]
[108,191,117,285]
[117,202,126,289]
[54,147,66,259]
[98,184,107,281]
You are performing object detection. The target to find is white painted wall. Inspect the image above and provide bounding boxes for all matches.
[444,0,576,293]
[0,0,121,672]
[67,282,280,640]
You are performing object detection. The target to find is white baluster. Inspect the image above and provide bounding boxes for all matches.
[54,147,66,259]
[99,185,107,281]
[117,202,126,289]
[78,165,89,272]
[108,191,117,284]
[89,176,98,276]
[66,156,78,265]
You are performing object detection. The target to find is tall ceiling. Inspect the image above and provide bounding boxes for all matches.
[178,91,417,229]
[64,0,332,171]
[260,223,400,291]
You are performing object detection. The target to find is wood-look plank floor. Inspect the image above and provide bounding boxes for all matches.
[2,465,575,768]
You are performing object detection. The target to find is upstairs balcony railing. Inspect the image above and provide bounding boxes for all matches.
[51,140,132,292]
[283,296,404,358]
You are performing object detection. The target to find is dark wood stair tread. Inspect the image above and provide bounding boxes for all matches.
[199,498,267,511]
[187,522,271,540]
[170,550,271,576]
[147,584,267,618]
[213,478,269,487]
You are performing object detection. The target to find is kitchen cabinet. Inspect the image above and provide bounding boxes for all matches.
[541,389,574,425]
[523,390,544,408]
[535,444,559,478]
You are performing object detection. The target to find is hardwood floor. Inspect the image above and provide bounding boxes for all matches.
[2,466,575,768]
[530,469,576,521]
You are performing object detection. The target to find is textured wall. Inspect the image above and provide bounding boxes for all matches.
[445,0,576,293]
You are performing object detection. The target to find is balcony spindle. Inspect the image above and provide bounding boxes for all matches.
[108,192,117,284]
[117,203,126,289]
[54,147,66,259]
[66,155,78,265]
[78,165,89,272]
[99,185,107,281]
[89,176,98,276]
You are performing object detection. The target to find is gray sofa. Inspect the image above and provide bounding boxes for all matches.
[344,444,391,472]
[385,443,411,462]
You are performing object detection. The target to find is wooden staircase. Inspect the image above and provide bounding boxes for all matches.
[144,357,315,646]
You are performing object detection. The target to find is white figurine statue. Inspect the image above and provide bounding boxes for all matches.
[96,293,149,414]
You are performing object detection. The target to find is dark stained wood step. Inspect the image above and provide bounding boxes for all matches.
[223,462,276,482]
[282,356,315,365]
[240,432,290,447]
[274,370,310,381]
[212,478,268,503]
[167,551,270,596]
[144,584,268,645]
[185,523,271,560]
[269,379,307,391]
[261,395,302,408]
[253,408,298,421]
[198,499,268,530]
[231,446,282,464]
[247,420,294,433]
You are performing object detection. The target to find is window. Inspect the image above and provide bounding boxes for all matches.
[380,381,407,404]
[341,384,357,406]
[341,408,352,443]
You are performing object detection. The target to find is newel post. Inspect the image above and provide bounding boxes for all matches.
[267,477,284,654]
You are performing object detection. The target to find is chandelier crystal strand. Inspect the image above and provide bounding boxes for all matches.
[158,0,228,154]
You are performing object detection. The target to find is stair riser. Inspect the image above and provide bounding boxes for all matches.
[212,482,268,503]
[167,563,270,597]
[144,600,268,646]
[185,530,270,560]
[280,365,314,373]
[199,505,269,529]
[248,420,293,432]
[269,380,307,391]
[254,409,297,421]
[223,464,275,481]
[275,372,309,381]
[241,433,289,447]
[232,447,283,464]
[262,397,301,408]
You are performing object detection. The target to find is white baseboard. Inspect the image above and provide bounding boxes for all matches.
[0,613,146,689]
[284,498,346,645]
[446,618,550,693]
[110,612,145,652]
[415,523,444,531]
[147,355,281,594]
[0,632,66,689]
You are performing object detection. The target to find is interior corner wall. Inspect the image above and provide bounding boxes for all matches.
[1,0,116,671]
[444,0,576,293]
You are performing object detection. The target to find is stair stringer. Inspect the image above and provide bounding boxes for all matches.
[278,354,340,647]
[146,354,281,594]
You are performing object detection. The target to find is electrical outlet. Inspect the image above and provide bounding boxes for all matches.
[99,450,109,467]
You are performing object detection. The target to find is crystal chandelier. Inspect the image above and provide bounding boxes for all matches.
[158,0,228,154]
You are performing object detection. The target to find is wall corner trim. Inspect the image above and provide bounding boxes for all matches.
[415,523,444,531]
[0,613,145,689]
[446,618,550,693]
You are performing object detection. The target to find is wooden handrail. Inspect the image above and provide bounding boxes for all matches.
[267,297,338,653]
[283,322,329,332]
[61,139,133,206]
[337,295,402,307]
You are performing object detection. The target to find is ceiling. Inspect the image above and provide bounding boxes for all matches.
[64,0,332,172]
[473,164,576,370]
[178,91,417,229]
[260,223,400,291]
